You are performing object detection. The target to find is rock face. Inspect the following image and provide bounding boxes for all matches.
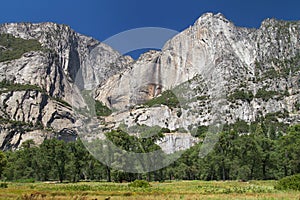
[0,13,300,153]
[0,22,131,149]
[97,13,300,132]
[0,22,132,100]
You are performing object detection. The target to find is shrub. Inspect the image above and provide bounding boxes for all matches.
[0,33,42,62]
[174,127,188,133]
[265,110,289,122]
[128,180,151,188]
[191,125,208,137]
[275,174,300,191]
[51,97,71,108]
[0,182,8,188]
[160,127,171,133]
[0,80,44,94]
[14,178,35,183]
[95,100,112,116]
[233,120,250,133]
[295,103,300,111]
[228,90,254,102]
[144,90,179,109]
[223,120,253,133]
[255,89,279,101]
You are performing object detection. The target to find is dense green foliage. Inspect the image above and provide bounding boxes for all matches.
[50,97,72,108]
[0,182,7,189]
[275,174,300,191]
[228,90,254,102]
[105,128,163,153]
[0,80,44,94]
[190,125,208,137]
[128,179,151,188]
[0,124,300,183]
[0,151,7,179]
[0,34,42,62]
[2,139,102,183]
[144,90,180,108]
[95,100,112,116]
[255,89,281,101]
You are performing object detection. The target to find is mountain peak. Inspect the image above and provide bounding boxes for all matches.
[1,15,300,151]
[260,17,300,30]
[194,12,230,26]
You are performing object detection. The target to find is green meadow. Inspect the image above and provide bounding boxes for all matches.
[0,180,299,200]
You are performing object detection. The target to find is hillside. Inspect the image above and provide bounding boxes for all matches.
[0,13,299,154]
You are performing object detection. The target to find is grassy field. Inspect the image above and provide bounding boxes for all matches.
[0,180,299,200]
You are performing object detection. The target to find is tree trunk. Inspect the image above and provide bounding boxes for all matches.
[147,172,151,182]
[250,164,254,180]
[222,160,226,181]
[284,165,288,177]
[159,169,163,182]
[262,160,267,179]
[106,166,111,182]
[59,173,63,183]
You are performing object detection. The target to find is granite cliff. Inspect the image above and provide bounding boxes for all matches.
[0,13,299,153]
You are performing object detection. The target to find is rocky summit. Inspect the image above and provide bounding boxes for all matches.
[0,13,299,153]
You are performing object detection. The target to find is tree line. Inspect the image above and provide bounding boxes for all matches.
[0,123,299,183]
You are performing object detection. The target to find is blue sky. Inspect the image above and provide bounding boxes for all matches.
[1,0,299,58]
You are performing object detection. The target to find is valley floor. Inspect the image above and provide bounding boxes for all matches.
[0,180,299,200]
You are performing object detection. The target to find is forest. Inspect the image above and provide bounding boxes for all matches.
[0,123,299,184]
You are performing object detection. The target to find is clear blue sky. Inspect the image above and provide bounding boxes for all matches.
[1,0,299,58]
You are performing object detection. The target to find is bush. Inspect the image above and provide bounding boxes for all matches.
[191,125,208,137]
[144,90,179,109]
[51,97,71,108]
[233,120,250,133]
[14,178,35,183]
[275,174,300,191]
[255,89,279,101]
[228,90,254,102]
[95,100,112,116]
[0,182,8,188]
[295,103,300,111]
[0,33,42,62]
[0,80,44,94]
[128,180,151,188]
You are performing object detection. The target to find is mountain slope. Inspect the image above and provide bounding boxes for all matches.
[97,13,299,125]
[94,13,300,154]
[0,13,300,152]
[0,22,132,149]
